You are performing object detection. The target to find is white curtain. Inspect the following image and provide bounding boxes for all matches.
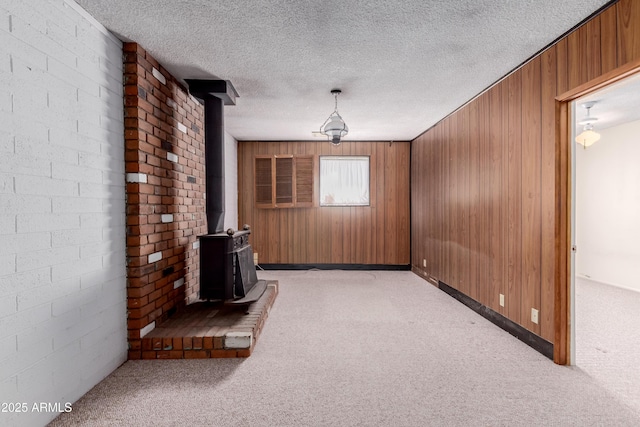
[320,156,370,206]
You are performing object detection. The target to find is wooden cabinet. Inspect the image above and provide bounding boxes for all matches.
[254,154,313,208]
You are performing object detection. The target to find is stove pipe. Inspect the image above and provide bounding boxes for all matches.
[203,96,225,234]
[184,80,238,234]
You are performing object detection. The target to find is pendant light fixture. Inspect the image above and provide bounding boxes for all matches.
[575,101,601,148]
[320,89,349,146]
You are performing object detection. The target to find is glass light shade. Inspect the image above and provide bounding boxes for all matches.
[575,129,600,147]
[322,113,348,146]
[323,114,348,136]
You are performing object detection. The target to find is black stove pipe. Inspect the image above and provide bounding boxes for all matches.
[184,80,237,235]
[203,95,225,234]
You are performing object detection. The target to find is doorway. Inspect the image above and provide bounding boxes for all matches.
[568,71,640,414]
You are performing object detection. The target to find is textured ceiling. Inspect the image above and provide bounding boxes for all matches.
[575,72,640,132]
[75,0,611,142]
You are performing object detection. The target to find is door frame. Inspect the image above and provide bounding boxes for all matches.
[554,57,640,364]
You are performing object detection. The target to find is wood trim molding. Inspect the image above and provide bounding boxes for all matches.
[554,100,570,365]
[556,56,640,102]
[554,60,640,364]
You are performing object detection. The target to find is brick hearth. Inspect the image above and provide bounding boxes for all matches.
[129,281,278,359]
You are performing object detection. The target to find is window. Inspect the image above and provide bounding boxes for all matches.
[254,154,313,208]
[319,156,370,206]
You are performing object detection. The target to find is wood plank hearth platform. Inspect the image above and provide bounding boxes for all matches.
[133,281,278,359]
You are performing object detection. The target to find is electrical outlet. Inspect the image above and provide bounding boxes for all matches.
[499,294,504,307]
[253,252,259,265]
[531,308,539,324]
[423,259,426,268]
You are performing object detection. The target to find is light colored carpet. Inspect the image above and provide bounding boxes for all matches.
[49,270,640,426]
[575,276,640,415]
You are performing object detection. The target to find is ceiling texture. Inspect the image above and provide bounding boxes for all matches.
[575,71,640,132]
[75,0,612,142]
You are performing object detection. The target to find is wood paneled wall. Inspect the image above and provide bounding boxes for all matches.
[238,141,410,265]
[411,0,640,347]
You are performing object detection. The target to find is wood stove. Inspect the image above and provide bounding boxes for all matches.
[186,79,266,304]
[199,227,266,303]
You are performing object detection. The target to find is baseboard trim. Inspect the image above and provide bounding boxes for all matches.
[576,274,640,294]
[438,281,554,360]
[258,264,411,271]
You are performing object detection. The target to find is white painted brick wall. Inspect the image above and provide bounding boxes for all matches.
[0,130,14,153]
[0,214,16,233]
[0,254,16,275]
[0,1,126,425]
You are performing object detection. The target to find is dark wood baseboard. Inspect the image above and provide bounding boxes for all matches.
[438,281,554,360]
[259,264,411,271]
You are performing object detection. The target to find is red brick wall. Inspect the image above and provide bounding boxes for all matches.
[123,43,206,359]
